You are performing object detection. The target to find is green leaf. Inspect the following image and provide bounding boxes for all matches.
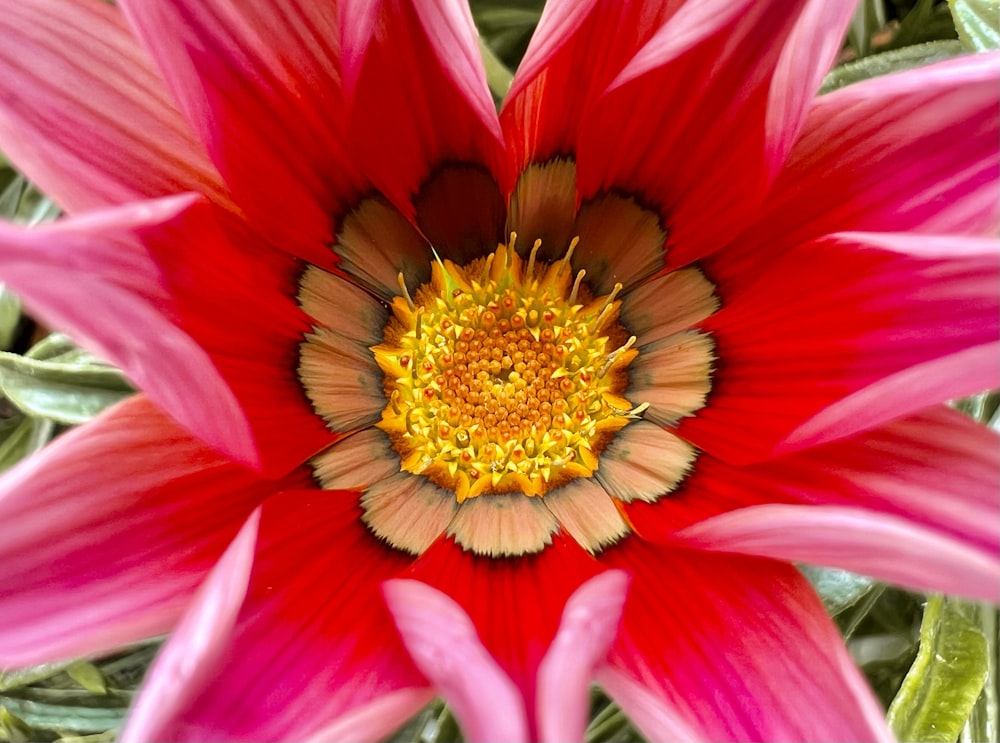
[887,596,989,742]
[0,414,56,473]
[820,39,966,93]
[0,286,22,352]
[64,665,107,697]
[478,37,514,104]
[0,335,133,424]
[800,565,877,617]
[951,0,1000,50]
[0,707,38,743]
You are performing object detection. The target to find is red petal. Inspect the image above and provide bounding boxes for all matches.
[629,406,1000,596]
[384,579,529,743]
[0,395,294,666]
[684,232,999,462]
[742,53,1000,257]
[120,0,366,268]
[407,533,602,737]
[142,490,430,742]
[0,0,227,214]
[600,542,892,741]
[0,196,259,467]
[575,0,815,263]
[345,0,508,217]
[141,199,339,476]
[120,510,261,743]
[500,0,678,173]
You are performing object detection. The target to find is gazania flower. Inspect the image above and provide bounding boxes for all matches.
[0,0,997,740]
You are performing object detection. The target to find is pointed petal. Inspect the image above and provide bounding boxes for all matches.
[763,0,857,179]
[0,395,292,667]
[408,533,602,733]
[536,570,630,743]
[140,199,340,475]
[684,232,999,462]
[346,0,507,219]
[601,542,892,742]
[681,505,999,602]
[0,0,227,214]
[120,0,365,267]
[746,53,1000,255]
[145,490,431,742]
[630,406,1000,579]
[595,669,703,743]
[500,0,679,172]
[384,579,529,743]
[120,510,260,743]
[0,195,260,467]
[575,0,814,264]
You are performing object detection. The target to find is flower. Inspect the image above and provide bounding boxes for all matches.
[0,0,997,740]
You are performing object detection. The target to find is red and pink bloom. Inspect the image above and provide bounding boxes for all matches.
[0,0,997,740]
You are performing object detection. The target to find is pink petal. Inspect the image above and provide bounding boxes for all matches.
[0,0,228,214]
[682,232,999,463]
[680,504,999,602]
[744,53,1000,255]
[345,0,507,220]
[140,199,339,475]
[536,570,630,743]
[763,0,858,179]
[143,490,431,742]
[629,405,1000,575]
[408,533,602,737]
[0,395,292,667]
[575,0,816,265]
[0,195,258,468]
[384,579,529,743]
[120,509,261,743]
[600,541,892,742]
[500,0,678,173]
[595,669,703,743]
[120,0,366,268]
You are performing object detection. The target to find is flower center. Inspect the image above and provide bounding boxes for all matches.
[372,237,646,502]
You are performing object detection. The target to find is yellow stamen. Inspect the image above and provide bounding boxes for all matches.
[372,238,641,501]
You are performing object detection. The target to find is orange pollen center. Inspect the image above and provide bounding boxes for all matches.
[371,236,646,502]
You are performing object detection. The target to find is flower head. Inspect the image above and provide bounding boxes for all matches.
[0,0,997,741]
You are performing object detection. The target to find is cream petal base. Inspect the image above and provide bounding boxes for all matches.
[621,267,719,346]
[595,420,696,503]
[299,328,385,432]
[335,198,430,299]
[312,428,399,491]
[629,331,715,426]
[507,159,578,260]
[361,473,457,555]
[543,479,630,553]
[299,266,387,345]
[447,493,559,557]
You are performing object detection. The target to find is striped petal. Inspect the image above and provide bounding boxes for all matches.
[0,395,294,666]
[0,0,227,214]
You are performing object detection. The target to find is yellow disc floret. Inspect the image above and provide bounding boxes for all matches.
[372,236,645,502]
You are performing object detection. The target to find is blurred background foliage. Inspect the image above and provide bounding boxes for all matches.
[0,0,998,741]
